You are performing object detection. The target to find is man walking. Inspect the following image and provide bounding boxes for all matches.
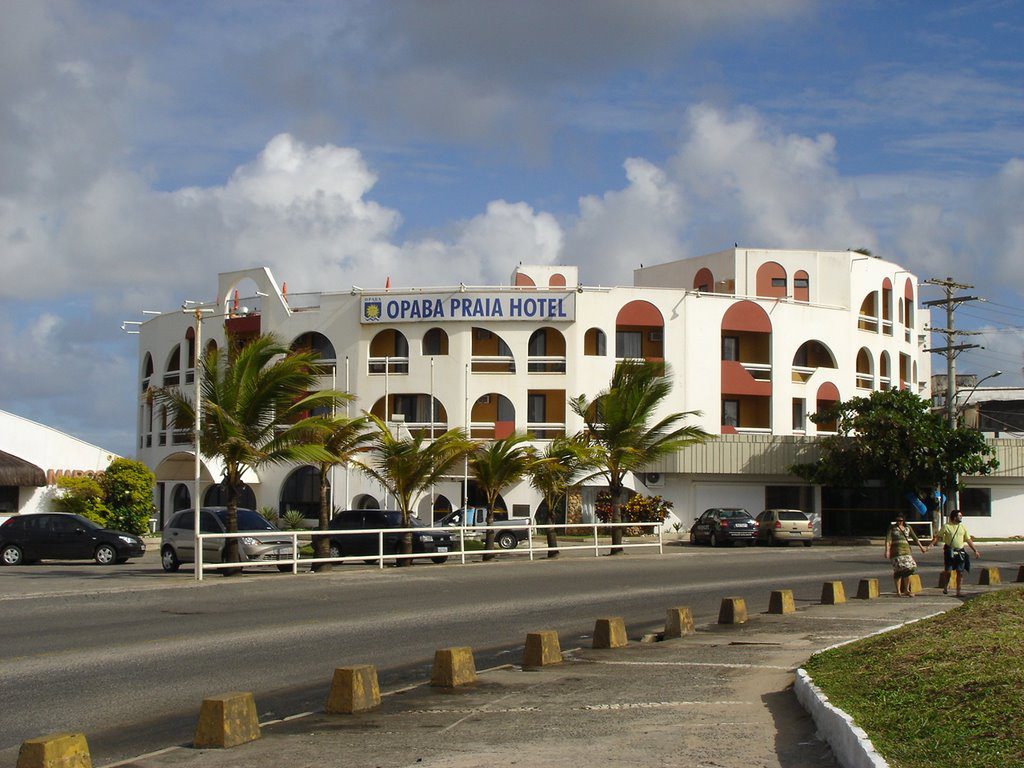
[931,510,981,597]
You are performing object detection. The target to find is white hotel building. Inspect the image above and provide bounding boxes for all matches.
[133,247,1024,537]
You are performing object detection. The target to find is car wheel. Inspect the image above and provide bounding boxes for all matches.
[431,556,449,564]
[689,532,697,545]
[329,543,342,559]
[277,564,292,572]
[161,546,180,572]
[363,559,378,565]
[768,532,778,547]
[94,543,117,565]
[803,540,813,548]
[709,533,718,547]
[497,532,518,550]
[1,544,24,566]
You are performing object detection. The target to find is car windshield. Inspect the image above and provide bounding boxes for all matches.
[719,509,751,519]
[213,509,276,531]
[777,511,809,521]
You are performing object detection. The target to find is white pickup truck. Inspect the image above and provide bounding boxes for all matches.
[434,508,532,550]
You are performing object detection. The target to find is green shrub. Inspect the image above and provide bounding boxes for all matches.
[595,491,673,535]
[279,509,308,530]
[52,475,110,526]
[100,458,156,535]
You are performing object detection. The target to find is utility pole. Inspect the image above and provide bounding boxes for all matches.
[922,277,981,520]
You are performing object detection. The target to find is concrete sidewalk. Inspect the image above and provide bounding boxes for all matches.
[97,582,1006,768]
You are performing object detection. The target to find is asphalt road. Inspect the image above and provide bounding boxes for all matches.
[3,541,1022,766]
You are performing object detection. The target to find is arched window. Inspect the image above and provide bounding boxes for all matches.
[369,329,409,374]
[814,382,841,433]
[370,394,447,435]
[793,270,809,302]
[856,348,874,389]
[171,483,191,512]
[471,328,515,373]
[471,393,515,439]
[792,341,837,382]
[279,466,324,519]
[879,352,892,390]
[353,494,380,510]
[615,301,664,360]
[141,353,154,393]
[904,278,915,341]
[528,328,566,372]
[584,328,607,356]
[755,261,787,298]
[514,273,536,286]
[164,345,181,386]
[549,273,566,287]
[291,331,336,365]
[693,267,714,292]
[422,328,449,356]
[859,292,879,332]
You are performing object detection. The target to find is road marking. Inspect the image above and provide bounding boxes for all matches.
[579,701,747,710]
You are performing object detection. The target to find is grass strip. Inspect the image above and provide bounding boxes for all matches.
[804,588,1024,768]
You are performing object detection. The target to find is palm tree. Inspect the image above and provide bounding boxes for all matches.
[359,415,475,566]
[312,414,373,572]
[570,360,709,554]
[528,435,599,557]
[162,334,346,574]
[468,433,538,561]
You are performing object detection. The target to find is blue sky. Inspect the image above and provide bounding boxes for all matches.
[1,0,1022,455]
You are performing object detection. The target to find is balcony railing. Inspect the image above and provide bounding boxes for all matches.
[368,357,409,375]
[791,365,814,383]
[527,355,567,374]
[471,355,516,374]
[171,429,192,446]
[163,372,180,386]
[741,362,772,381]
[525,422,566,439]
[858,314,878,332]
[882,319,893,336]
[734,426,772,434]
[856,374,873,389]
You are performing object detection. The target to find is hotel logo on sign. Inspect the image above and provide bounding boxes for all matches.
[360,292,576,324]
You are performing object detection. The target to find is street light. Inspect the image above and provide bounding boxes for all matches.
[954,370,1002,421]
[950,370,1002,514]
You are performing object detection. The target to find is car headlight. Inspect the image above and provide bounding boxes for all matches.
[241,537,260,547]
[118,535,135,545]
[420,535,434,542]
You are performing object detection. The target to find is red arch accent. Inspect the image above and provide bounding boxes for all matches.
[882,277,892,289]
[515,273,536,287]
[756,261,787,298]
[794,270,809,302]
[816,382,840,402]
[616,300,664,327]
[721,301,772,333]
[693,267,714,291]
[904,277,914,299]
[549,273,566,287]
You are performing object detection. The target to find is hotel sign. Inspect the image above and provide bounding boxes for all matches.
[360,292,576,324]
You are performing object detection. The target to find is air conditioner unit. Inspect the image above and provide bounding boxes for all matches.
[479,394,491,404]
[644,472,664,488]
[648,330,663,342]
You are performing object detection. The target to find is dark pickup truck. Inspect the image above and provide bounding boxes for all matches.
[434,508,532,550]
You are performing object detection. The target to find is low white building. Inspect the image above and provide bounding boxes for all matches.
[131,247,1021,538]
[0,410,119,519]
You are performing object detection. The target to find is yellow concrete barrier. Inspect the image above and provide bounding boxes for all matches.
[325,665,381,714]
[523,631,562,668]
[16,733,91,768]
[979,567,1001,585]
[718,597,747,625]
[431,647,477,688]
[768,589,795,614]
[907,574,922,594]
[193,692,261,749]
[856,578,879,600]
[821,581,846,604]
[593,617,628,649]
[1016,565,1024,583]
[664,607,694,638]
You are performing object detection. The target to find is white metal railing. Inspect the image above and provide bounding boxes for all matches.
[735,426,772,434]
[882,319,893,335]
[471,355,516,373]
[527,355,567,373]
[190,521,665,579]
[741,362,772,380]
[858,314,878,332]
[525,421,566,439]
[368,356,409,374]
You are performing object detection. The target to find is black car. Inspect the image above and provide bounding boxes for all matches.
[322,509,452,564]
[0,513,146,565]
[689,507,759,547]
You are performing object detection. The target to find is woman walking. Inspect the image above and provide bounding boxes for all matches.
[885,514,928,597]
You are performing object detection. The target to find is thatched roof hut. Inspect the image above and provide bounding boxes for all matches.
[0,450,46,487]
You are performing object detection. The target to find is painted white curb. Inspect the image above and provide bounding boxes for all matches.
[795,611,946,768]
[794,668,888,768]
